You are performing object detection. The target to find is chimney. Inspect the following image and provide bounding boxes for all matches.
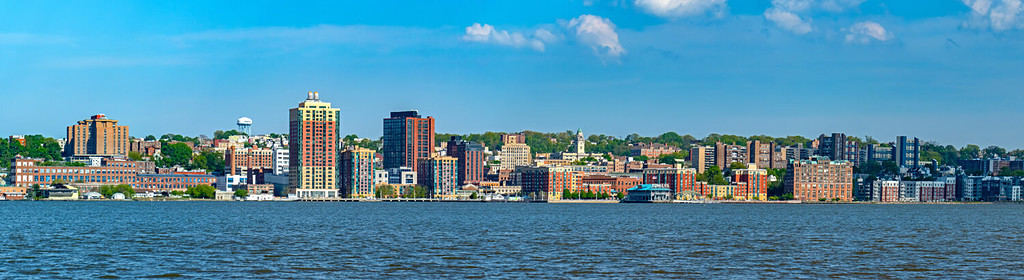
[307,91,313,100]
[314,91,319,100]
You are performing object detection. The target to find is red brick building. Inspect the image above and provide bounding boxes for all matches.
[784,156,854,201]
[733,166,768,200]
[11,157,214,194]
[225,147,274,175]
[513,166,582,201]
[642,167,697,194]
[629,143,682,158]
[447,136,485,185]
[383,111,435,172]
[583,174,641,194]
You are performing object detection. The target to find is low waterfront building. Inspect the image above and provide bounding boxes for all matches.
[136,174,217,193]
[41,185,79,200]
[872,180,900,202]
[959,175,983,201]
[622,184,672,203]
[11,157,143,188]
[481,184,522,195]
[852,174,873,201]
[216,174,247,192]
[0,185,27,200]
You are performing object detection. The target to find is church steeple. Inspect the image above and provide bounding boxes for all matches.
[574,128,585,154]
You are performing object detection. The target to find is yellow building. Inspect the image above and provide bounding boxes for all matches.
[289,92,341,198]
[340,147,376,198]
[709,184,736,200]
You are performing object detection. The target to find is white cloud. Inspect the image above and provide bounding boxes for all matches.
[634,0,727,18]
[462,23,547,51]
[771,0,814,12]
[962,0,1024,31]
[818,0,866,12]
[845,21,892,43]
[764,8,813,34]
[763,0,865,34]
[567,15,626,58]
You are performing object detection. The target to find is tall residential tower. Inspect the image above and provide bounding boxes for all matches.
[65,114,130,157]
[288,91,340,198]
[382,111,435,172]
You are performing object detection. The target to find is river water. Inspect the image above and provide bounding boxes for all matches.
[1,202,1022,279]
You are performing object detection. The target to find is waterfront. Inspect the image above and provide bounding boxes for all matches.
[2,202,1023,279]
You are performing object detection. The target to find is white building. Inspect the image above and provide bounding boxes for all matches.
[217,174,247,192]
[387,167,416,185]
[273,148,289,176]
[374,169,389,186]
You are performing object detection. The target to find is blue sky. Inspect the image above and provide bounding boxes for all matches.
[1,0,1022,148]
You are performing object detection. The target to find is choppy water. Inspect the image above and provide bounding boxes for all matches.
[2,202,1023,279]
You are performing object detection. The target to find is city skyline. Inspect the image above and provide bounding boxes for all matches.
[2,1,1024,148]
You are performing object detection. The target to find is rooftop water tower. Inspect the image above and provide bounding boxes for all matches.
[237,117,253,135]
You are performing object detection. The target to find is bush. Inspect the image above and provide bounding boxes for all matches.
[186,184,216,199]
[100,184,135,199]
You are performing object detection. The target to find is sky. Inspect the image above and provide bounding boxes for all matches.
[1,0,1022,148]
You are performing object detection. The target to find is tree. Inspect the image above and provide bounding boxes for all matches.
[158,142,193,167]
[29,184,41,200]
[413,185,427,198]
[470,192,478,199]
[727,162,748,175]
[767,168,786,196]
[128,151,144,161]
[633,155,649,162]
[375,185,395,198]
[698,166,728,185]
[190,151,225,173]
[145,135,157,141]
[170,190,184,196]
[658,152,689,165]
[234,189,249,198]
[186,185,216,199]
[960,144,981,159]
[214,130,247,140]
[616,192,625,200]
[983,145,1007,159]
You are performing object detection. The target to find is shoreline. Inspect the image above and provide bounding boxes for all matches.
[6,199,1003,204]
